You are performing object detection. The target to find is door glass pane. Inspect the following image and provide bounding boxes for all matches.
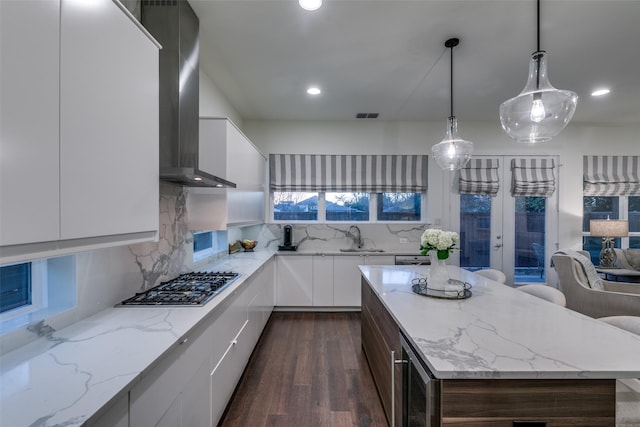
[583,196,620,263]
[326,192,369,221]
[273,192,318,221]
[459,194,491,269]
[514,197,546,283]
[630,196,640,233]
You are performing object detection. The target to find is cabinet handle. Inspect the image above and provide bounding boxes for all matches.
[390,350,406,426]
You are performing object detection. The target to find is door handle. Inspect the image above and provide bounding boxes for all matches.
[493,243,503,249]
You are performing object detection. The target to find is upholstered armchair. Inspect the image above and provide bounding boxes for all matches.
[552,250,640,318]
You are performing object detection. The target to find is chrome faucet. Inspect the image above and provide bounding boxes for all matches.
[346,225,362,248]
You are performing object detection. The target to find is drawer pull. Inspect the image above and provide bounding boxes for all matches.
[513,422,547,427]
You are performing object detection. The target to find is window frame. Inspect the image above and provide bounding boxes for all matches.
[582,195,640,252]
[270,191,427,223]
[0,260,47,321]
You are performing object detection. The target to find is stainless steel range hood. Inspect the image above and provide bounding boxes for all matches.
[141,0,235,188]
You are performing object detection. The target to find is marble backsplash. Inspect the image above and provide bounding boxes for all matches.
[256,223,429,253]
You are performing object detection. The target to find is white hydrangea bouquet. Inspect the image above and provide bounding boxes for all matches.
[419,228,459,260]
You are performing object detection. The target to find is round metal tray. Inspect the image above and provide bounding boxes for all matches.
[411,278,472,300]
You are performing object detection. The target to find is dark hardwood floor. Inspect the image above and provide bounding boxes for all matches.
[219,312,388,427]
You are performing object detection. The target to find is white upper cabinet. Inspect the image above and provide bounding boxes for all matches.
[0,0,160,263]
[1,0,61,246]
[187,118,266,230]
[60,0,159,239]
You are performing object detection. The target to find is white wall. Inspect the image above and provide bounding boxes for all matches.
[243,119,640,251]
[199,68,243,127]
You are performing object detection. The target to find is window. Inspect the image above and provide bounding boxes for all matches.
[326,192,369,221]
[0,263,31,313]
[273,192,318,221]
[272,192,423,223]
[269,154,427,223]
[377,193,421,221]
[0,256,75,336]
[582,196,639,263]
[193,230,228,262]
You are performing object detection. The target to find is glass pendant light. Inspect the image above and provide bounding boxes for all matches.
[432,38,473,171]
[499,0,578,143]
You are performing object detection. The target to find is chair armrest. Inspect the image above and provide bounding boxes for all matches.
[603,280,640,295]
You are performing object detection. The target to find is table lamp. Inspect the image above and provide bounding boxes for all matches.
[589,219,628,268]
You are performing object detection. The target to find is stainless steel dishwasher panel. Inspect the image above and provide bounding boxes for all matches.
[395,255,431,265]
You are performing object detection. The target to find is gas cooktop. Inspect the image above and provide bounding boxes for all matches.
[119,272,240,306]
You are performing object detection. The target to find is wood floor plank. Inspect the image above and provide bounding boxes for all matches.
[219,312,388,427]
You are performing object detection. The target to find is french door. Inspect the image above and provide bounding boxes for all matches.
[451,156,559,285]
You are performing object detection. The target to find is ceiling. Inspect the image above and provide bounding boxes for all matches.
[189,0,640,124]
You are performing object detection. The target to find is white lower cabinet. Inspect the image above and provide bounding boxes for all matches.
[130,318,213,427]
[276,255,395,307]
[129,259,275,427]
[210,319,250,424]
[333,255,394,306]
[90,393,128,427]
[276,256,313,306]
[313,255,334,306]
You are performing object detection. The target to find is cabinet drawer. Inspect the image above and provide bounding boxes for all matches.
[211,318,252,425]
[441,379,615,425]
[130,321,212,427]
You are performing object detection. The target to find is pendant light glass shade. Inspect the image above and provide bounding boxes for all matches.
[432,116,473,171]
[431,37,473,171]
[499,51,578,143]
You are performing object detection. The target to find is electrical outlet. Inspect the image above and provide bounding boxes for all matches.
[399,238,408,244]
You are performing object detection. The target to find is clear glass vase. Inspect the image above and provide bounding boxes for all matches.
[428,251,450,291]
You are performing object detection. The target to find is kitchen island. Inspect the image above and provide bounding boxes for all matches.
[360,264,640,426]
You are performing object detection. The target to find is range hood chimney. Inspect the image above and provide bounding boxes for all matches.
[141,0,235,188]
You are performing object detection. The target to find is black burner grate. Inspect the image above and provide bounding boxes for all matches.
[120,272,240,306]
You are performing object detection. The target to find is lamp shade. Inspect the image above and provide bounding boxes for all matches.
[499,51,578,143]
[432,116,473,171]
[589,219,629,238]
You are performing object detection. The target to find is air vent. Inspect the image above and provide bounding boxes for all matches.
[356,113,379,119]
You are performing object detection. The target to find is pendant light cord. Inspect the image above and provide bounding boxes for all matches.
[450,43,454,118]
[537,0,540,52]
[534,0,541,91]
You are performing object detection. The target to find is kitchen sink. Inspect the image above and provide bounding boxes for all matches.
[339,248,385,252]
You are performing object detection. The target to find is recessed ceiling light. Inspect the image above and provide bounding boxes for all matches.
[591,88,610,97]
[299,0,322,11]
[307,87,321,95]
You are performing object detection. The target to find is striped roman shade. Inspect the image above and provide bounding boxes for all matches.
[459,158,500,196]
[583,156,640,196]
[510,158,556,197]
[269,154,428,192]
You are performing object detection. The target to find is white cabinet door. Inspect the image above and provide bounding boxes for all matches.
[211,319,250,425]
[0,0,60,246]
[181,357,212,427]
[333,256,365,307]
[191,118,266,230]
[130,321,212,427]
[156,392,183,427]
[91,393,128,427]
[59,0,158,240]
[313,255,334,306]
[276,256,313,306]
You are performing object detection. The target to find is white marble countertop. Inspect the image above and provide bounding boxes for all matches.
[360,264,640,380]
[0,250,275,427]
